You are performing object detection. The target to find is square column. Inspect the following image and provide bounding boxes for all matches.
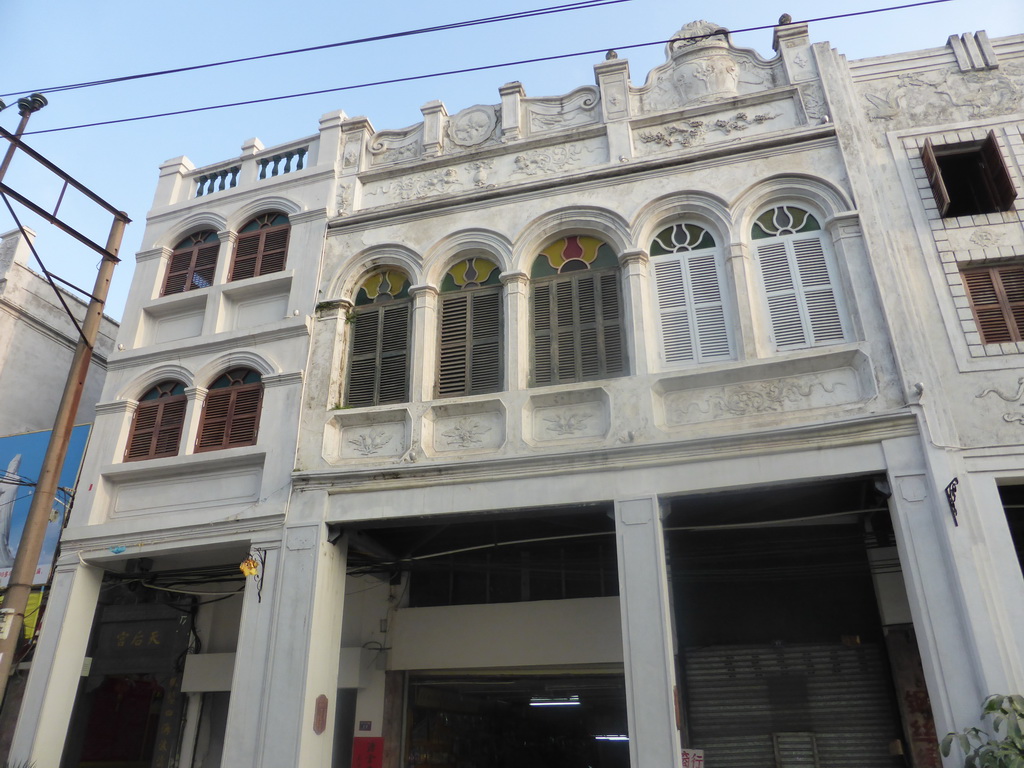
[222,524,347,768]
[10,556,103,766]
[614,496,681,767]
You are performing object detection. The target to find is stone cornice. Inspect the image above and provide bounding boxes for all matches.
[60,512,286,558]
[295,411,918,494]
[108,319,310,371]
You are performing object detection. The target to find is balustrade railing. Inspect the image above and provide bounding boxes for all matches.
[258,146,308,179]
[195,165,240,197]
[188,140,313,200]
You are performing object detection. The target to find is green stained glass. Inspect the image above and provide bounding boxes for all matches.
[355,269,411,305]
[752,206,820,239]
[441,257,501,292]
[650,224,715,255]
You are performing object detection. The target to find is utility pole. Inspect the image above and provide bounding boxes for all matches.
[0,96,128,706]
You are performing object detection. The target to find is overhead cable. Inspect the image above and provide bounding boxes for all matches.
[1,0,632,98]
[21,0,951,137]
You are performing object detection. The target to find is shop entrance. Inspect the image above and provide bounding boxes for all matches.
[406,673,628,768]
[665,477,930,767]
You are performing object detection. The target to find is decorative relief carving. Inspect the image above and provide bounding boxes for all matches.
[511,144,585,176]
[524,86,600,133]
[368,124,425,166]
[366,167,463,201]
[468,160,494,187]
[544,411,592,435]
[665,370,857,425]
[348,430,392,456]
[862,63,1023,124]
[335,183,352,216]
[799,83,828,122]
[638,21,779,112]
[970,229,1006,247]
[976,378,1024,425]
[793,53,809,69]
[445,106,498,149]
[342,142,359,168]
[636,111,781,148]
[441,418,491,448]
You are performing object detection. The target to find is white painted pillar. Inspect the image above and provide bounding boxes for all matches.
[501,272,530,390]
[618,249,651,376]
[613,496,681,768]
[10,555,103,766]
[409,285,439,402]
[882,435,1022,751]
[222,525,347,768]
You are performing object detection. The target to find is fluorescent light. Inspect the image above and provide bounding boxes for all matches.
[529,695,580,706]
[594,735,629,741]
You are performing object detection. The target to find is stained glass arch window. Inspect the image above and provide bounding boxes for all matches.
[437,257,503,397]
[230,212,290,281]
[531,237,627,385]
[346,269,412,407]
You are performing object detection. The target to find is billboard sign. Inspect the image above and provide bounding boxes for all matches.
[0,425,91,587]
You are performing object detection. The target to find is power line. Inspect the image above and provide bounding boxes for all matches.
[22,0,951,137]
[1,0,631,99]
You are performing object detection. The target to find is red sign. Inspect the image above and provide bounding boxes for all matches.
[352,737,384,768]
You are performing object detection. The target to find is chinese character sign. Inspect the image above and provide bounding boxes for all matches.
[682,748,705,767]
[352,737,384,768]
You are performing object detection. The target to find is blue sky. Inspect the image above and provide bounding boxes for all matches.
[2,0,1021,320]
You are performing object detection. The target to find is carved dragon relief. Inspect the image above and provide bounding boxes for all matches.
[667,375,849,424]
[977,378,1024,425]
[861,63,1023,125]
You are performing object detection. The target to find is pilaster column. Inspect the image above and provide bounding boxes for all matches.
[881,436,1021,744]
[10,555,103,766]
[726,241,762,360]
[499,82,525,141]
[618,249,651,376]
[594,56,633,162]
[238,138,265,186]
[613,496,681,768]
[500,272,530,390]
[181,386,208,455]
[421,101,448,157]
[409,285,439,402]
[152,156,195,208]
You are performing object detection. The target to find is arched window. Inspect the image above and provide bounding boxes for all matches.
[124,381,187,461]
[230,212,290,281]
[163,231,220,295]
[650,223,732,365]
[437,257,503,397]
[346,270,412,407]
[752,205,846,350]
[196,368,263,452]
[531,236,627,386]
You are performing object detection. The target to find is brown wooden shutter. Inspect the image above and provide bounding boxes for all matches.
[196,382,263,451]
[190,243,219,289]
[346,303,411,407]
[922,139,951,217]
[230,231,262,281]
[981,131,1018,212]
[230,224,290,281]
[964,265,1024,343]
[532,270,625,385]
[163,250,194,295]
[437,289,502,397]
[125,396,187,461]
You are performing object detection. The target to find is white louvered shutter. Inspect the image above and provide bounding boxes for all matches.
[653,250,731,365]
[758,234,845,350]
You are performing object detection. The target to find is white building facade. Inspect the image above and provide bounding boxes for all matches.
[10,19,1024,768]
